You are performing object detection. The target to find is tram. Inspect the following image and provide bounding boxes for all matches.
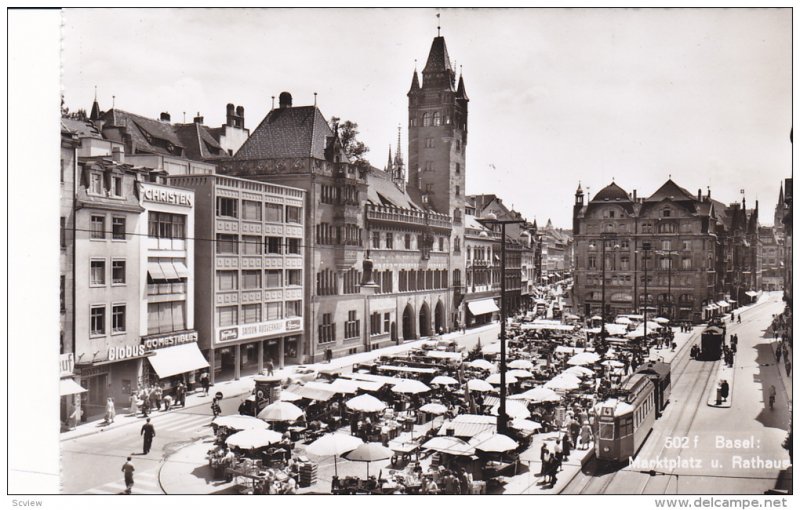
[700,326,724,361]
[635,361,671,416]
[595,373,657,462]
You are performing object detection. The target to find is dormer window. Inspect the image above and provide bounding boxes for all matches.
[662,209,671,217]
[89,172,103,195]
[166,142,175,154]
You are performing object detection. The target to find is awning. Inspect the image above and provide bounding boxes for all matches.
[60,378,87,396]
[716,301,729,308]
[746,291,759,297]
[148,262,166,280]
[147,342,209,379]
[160,261,179,280]
[468,299,500,316]
[173,260,190,278]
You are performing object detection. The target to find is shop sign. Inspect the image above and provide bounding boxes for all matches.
[217,317,304,343]
[108,344,147,362]
[60,353,75,377]
[142,331,198,350]
[141,183,193,207]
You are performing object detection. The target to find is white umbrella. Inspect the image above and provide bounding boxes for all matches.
[654,317,670,324]
[510,387,561,403]
[508,369,533,379]
[601,360,625,368]
[644,321,661,330]
[346,394,387,413]
[329,379,361,394]
[226,429,283,449]
[279,391,303,402]
[626,330,645,339]
[212,415,271,431]
[486,373,518,385]
[306,433,364,477]
[470,432,519,453]
[491,401,530,419]
[508,359,534,370]
[419,403,448,415]
[545,375,580,391]
[391,379,431,395]
[565,366,594,378]
[430,375,459,386]
[465,379,494,392]
[614,317,632,325]
[481,342,503,355]
[510,418,542,432]
[469,359,496,371]
[422,436,475,456]
[257,401,304,422]
[345,442,393,478]
[567,352,601,366]
[590,315,603,321]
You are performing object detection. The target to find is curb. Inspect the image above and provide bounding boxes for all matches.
[557,447,596,494]
[707,360,734,408]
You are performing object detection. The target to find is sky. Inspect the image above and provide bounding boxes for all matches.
[62,7,791,228]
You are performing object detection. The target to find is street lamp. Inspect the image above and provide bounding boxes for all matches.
[655,248,679,320]
[637,242,652,348]
[592,233,620,345]
[479,211,524,435]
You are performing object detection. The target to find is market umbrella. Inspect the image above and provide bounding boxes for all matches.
[306,433,363,477]
[508,369,533,379]
[491,401,530,419]
[601,360,625,368]
[419,403,448,415]
[225,428,283,449]
[567,352,601,366]
[626,330,645,339]
[469,431,519,453]
[430,375,459,386]
[469,359,496,371]
[391,379,431,395]
[614,317,632,325]
[212,415,271,431]
[654,317,670,324]
[590,315,603,321]
[422,436,475,456]
[564,366,594,378]
[510,418,542,432]
[329,379,361,394]
[345,442,393,478]
[279,391,303,402]
[481,342,503,355]
[345,394,387,413]
[545,375,580,391]
[465,379,494,392]
[644,321,661,330]
[486,373,518,385]
[508,359,534,370]
[257,401,304,422]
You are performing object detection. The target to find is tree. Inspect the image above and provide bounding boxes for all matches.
[329,116,370,168]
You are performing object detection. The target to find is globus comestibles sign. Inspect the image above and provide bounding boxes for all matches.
[217,318,302,343]
[107,331,199,361]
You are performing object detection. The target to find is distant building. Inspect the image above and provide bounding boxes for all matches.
[463,213,501,327]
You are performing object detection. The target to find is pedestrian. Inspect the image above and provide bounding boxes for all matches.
[554,439,563,471]
[541,448,551,481]
[579,422,592,450]
[121,457,135,494]
[148,387,158,413]
[776,346,783,363]
[139,388,150,417]
[720,380,729,402]
[562,434,572,460]
[200,372,210,396]
[104,397,116,424]
[768,385,776,410]
[211,397,222,419]
[176,381,186,408]
[129,392,138,417]
[141,418,156,454]
[163,394,173,412]
[266,358,274,376]
[154,385,163,410]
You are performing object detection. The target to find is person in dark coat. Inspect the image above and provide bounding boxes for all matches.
[121,457,135,494]
[720,380,730,402]
[176,382,186,408]
[141,418,156,454]
[200,372,210,396]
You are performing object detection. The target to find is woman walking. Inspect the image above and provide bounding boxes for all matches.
[104,397,116,424]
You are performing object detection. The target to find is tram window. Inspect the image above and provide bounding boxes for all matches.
[599,423,615,440]
[620,418,633,436]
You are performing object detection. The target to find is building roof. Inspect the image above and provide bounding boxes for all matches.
[173,122,229,161]
[101,109,185,156]
[365,167,424,210]
[645,179,697,203]
[61,117,103,139]
[591,182,631,203]
[423,35,453,74]
[234,105,344,161]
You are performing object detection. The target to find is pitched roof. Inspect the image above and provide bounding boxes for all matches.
[173,123,229,161]
[645,179,697,203]
[234,105,340,161]
[101,109,184,156]
[366,167,423,210]
[61,118,103,139]
[591,182,631,203]
[423,36,453,74]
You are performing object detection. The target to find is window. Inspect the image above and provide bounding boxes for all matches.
[266,237,282,254]
[243,304,262,324]
[682,240,691,251]
[242,235,262,255]
[112,304,126,333]
[438,237,444,251]
[112,260,126,284]
[422,112,431,127]
[265,270,282,288]
[286,206,302,224]
[216,197,238,218]
[60,217,66,248]
[641,223,653,233]
[453,236,461,254]
[455,163,461,174]
[317,269,337,296]
[425,138,434,148]
[216,305,238,327]
[91,215,105,239]
[658,222,676,234]
[372,231,381,249]
[285,300,302,317]
[149,212,185,239]
[343,269,361,294]
[286,238,301,255]
[319,313,335,344]
[89,172,103,195]
[242,200,262,221]
[370,312,381,335]
[90,259,105,286]
[660,257,671,270]
[620,256,629,271]
[425,183,434,193]
[453,269,461,287]
[424,161,433,172]
[404,234,412,250]
[681,257,692,270]
[345,310,360,339]
[265,203,283,222]
[266,302,282,320]
[90,306,105,336]
[662,209,671,217]
[384,312,391,333]
[112,217,126,240]
[455,185,460,197]
[588,256,597,269]
[453,209,462,224]
[242,270,262,290]
[433,112,441,126]
[216,234,239,255]
[60,275,66,312]
[287,269,302,286]
[386,233,394,249]
[217,270,238,291]
[662,240,671,251]
[111,176,123,197]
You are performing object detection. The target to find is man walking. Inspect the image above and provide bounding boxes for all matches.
[141,418,156,454]
[176,381,186,408]
[266,358,274,376]
[121,457,135,494]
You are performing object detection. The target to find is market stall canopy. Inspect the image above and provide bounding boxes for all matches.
[422,436,476,456]
[565,366,594,378]
[603,324,629,336]
[306,433,363,457]
[346,394,387,413]
[213,415,271,431]
[507,369,533,379]
[590,315,603,321]
[510,418,542,432]
[545,374,581,391]
[430,375,459,386]
[508,359,534,370]
[486,373,518,385]
[279,391,302,402]
[465,379,494,392]
[423,350,464,361]
[490,401,530,419]
[328,379,362,394]
[556,346,585,355]
[654,317,670,324]
[419,403,448,415]
[437,414,497,438]
[467,299,500,316]
[257,401,304,422]
[614,317,632,325]
[469,431,519,453]
[226,429,283,449]
[625,330,645,339]
[746,291,759,297]
[293,385,336,402]
[481,342,503,355]
[391,379,431,394]
[601,360,625,368]
[509,386,561,403]
[521,323,576,332]
[345,442,393,462]
[627,314,644,320]
[468,359,496,371]
[146,342,209,379]
[567,352,600,366]
[59,378,87,396]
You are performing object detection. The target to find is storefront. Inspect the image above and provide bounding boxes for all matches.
[59,353,86,430]
[141,330,207,393]
[466,298,499,328]
[212,317,303,381]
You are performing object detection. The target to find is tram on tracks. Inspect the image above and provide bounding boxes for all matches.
[635,361,671,417]
[699,326,724,361]
[595,373,658,462]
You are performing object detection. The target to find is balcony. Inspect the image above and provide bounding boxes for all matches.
[366,204,452,232]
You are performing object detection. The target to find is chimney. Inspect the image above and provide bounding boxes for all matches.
[279,92,292,109]
[225,103,235,126]
[193,112,204,124]
[159,112,171,123]
[236,105,245,128]
[633,189,637,202]
[112,146,124,163]
[698,188,702,202]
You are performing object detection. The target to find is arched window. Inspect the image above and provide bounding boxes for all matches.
[453,269,461,286]
[454,236,461,253]
[422,113,431,127]
[433,112,441,126]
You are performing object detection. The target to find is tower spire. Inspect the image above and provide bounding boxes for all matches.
[437,12,440,37]
[395,124,402,162]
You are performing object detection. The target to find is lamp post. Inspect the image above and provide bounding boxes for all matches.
[655,248,679,320]
[638,242,652,347]
[597,233,620,345]
[479,212,524,435]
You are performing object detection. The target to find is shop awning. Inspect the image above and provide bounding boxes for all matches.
[467,299,500,316]
[745,291,759,297]
[160,261,179,280]
[147,342,209,379]
[60,378,87,396]
[148,262,166,280]
[173,260,190,278]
